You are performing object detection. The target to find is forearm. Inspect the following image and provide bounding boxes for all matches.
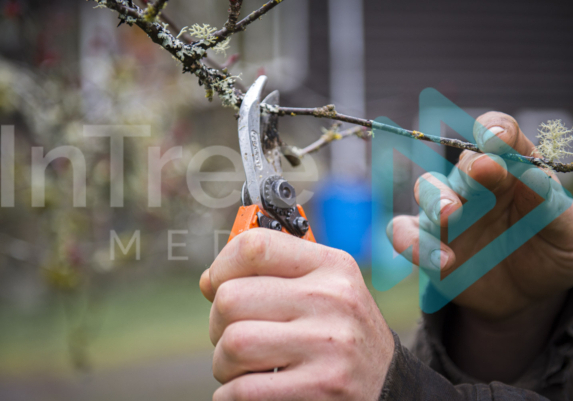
[444,292,568,383]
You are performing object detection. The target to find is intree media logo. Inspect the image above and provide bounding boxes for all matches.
[372,89,572,313]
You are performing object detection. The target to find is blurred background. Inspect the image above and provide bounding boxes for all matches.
[0,0,572,400]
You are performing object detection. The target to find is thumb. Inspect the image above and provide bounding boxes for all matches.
[200,268,215,302]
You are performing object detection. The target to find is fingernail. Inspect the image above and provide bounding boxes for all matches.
[477,126,503,148]
[488,126,505,136]
[434,198,454,219]
[440,198,454,210]
[430,250,449,270]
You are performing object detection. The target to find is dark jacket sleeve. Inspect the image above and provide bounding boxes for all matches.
[379,332,549,401]
[410,291,573,401]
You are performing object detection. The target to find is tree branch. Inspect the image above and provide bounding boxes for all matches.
[225,0,244,31]
[137,0,246,91]
[283,124,370,162]
[206,0,283,49]
[91,0,573,173]
[142,0,169,22]
[270,104,573,172]
[93,0,243,107]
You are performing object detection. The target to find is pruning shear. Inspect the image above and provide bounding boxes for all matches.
[228,76,316,243]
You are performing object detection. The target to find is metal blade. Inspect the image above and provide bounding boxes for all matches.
[260,90,282,177]
[238,76,277,208]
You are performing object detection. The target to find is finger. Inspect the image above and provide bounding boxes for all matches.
[414,172,463,227]
[386,215,456,272]
[473,111,537,157]
[200,268,215,302]
[452,112,544,201]
[210,277,305,344]
[210,229,342,294]
[213,369,318,401]
[209,275,358,345]
[447,151,511,201]
[213,320,307,384]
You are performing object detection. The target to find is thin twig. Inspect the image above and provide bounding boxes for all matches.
[137,0,245,90]
[270,104,573,172]
[207,0,283,49]
[139,0,188,40]
[142,0,169,22]
[91,0,573,173]
[299,125,369,157]
[225,0,244,31]
[93,0,243,106]
[92,0,279,105]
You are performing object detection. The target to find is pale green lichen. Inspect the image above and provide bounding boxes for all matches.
[183,24,217,42]
[213,37,231,56]
[118,13,137,25]
[261,103,280,114]
[93,0,108,9]
[534,120,573,162]
[143,1,168,23]
[178,24,231,55]
[211,74,241,108]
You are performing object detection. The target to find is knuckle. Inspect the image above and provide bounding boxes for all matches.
[321,275,361,313]
[317,364,353,397]
[236,229,271,267]
[231,379,260,401]
[331,325,358,351]
[211,349,226,383]
[417,172,445,192]
[329,248,359,274]
[415,173,433,193]
[213,384,257,401]
[459,149,474,161]
[391,216,419,250]
[214,281,239,319]
[221,322,252,359]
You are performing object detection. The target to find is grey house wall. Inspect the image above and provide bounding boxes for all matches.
[304,0,573,164]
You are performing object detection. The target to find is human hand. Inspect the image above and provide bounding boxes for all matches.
[200,229,394,400]
[387,112,573,320]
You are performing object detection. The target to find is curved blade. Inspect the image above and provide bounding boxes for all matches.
[260,90,283,176]
[238,76,278,208]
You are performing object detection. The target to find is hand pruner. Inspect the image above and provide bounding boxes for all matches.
[228,76,316,243]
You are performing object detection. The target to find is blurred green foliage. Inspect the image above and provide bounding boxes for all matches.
[0,270,420,377]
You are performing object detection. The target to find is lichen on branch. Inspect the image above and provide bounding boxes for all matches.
[178,24,231,55]
[88,0,573,173]
[142,0,169,22]
[534,120,573,162]
[91,0,242,108]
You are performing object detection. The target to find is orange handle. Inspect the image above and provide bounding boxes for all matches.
[228,205,316,243]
